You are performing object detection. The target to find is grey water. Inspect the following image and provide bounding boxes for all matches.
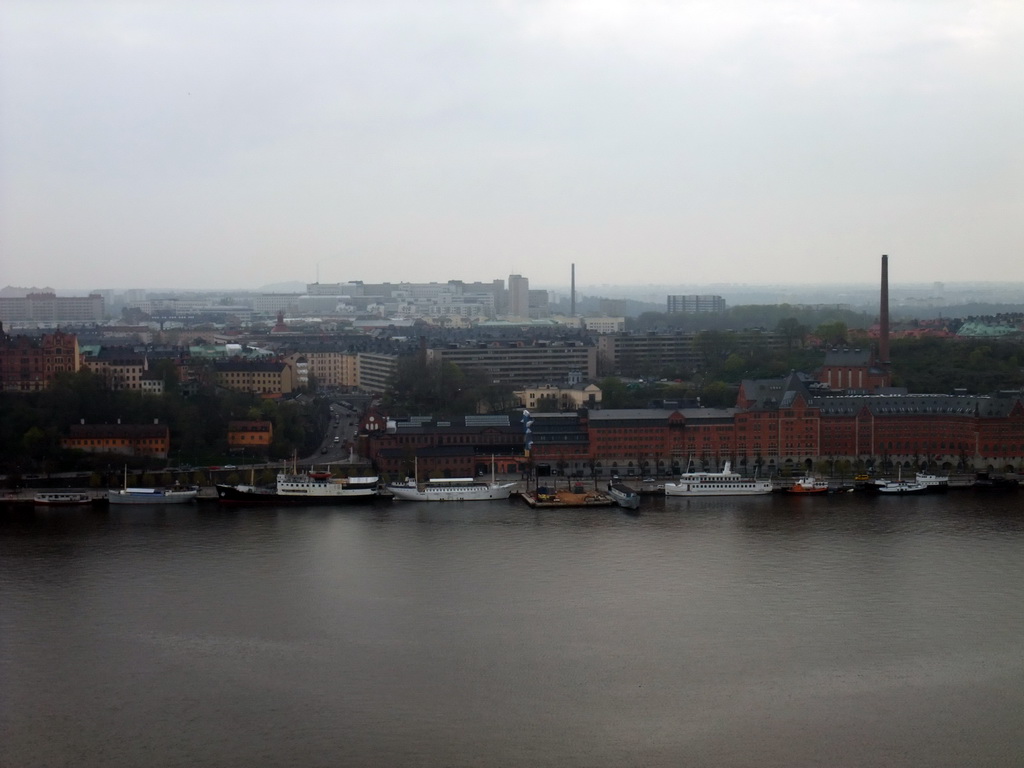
[3,491,1024,768]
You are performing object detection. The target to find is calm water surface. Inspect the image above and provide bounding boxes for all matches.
[3,492,1024,767]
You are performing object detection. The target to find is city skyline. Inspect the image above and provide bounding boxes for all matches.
[2,2,1022,290]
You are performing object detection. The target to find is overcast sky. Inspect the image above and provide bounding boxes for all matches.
[2,1,1022,291]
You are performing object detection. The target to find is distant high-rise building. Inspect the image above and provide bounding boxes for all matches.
[0,292,105,323]
[528,289,550,319]
[508,274,529,319]
[666,295,725,314]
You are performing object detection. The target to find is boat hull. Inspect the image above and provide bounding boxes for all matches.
[665,484,774,497]
[33,492,92,506]
[215,483,377,505]
[108,488,198,505]
[877,482,928,495]
[915,474,949,493]
[386,482,516,502]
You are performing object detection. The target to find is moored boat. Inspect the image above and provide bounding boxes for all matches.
[875,468,927,495]
[915,472,949,492]
[386,456,515,502]
[216,468,379,505]
[876,479,928,494]
[108,486,199,505]
[387,476,516,502]
[664,462,773,497]
[108,465,198,505]
[788,475,830,494]
[33,491,92,506]
[607,482,640,510]
[973,471,1020,491]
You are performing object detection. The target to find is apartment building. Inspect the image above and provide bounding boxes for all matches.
[214,360,295,397]
[0,327,81,392]
[666,294,726,314]
[425,341,598,388]
[596,330,787,377]
[356,352,399,394]
[0,293,105,324]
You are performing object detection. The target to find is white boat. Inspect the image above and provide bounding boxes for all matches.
[664,461,773,497]
[607,482,640,510]
[877,479,928,494]
[108,466,198,505]
[387,457,516,502]
[33,491,92,506]
[876,468,928,495]
[915,472,949,492]
[216,467,379,505]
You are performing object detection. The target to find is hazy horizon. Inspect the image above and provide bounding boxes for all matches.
[5,279,1024,312]
[3,2,1022,290]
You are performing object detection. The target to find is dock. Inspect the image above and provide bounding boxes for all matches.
[519,489,615,508]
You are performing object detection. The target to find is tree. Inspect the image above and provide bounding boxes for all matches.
[699,381,735,408]
[597,377,631,409]
[814,321,848,346]
[694,330,736,375]
[776,317,807,351]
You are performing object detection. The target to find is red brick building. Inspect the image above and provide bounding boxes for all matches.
[370,382,1024,479]
[366,415,527,479]
[0,326,80,392]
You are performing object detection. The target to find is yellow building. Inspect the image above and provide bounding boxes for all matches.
[62,422,170,459]
[214,360,294,398]
[514,383,602,411]
[227,420,273,451]
[284,350,359,389]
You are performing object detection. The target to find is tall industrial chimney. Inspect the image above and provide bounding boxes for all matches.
[570,263,576,318]
[879,254,890,367]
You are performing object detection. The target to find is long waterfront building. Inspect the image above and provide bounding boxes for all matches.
[367,377,1024,479]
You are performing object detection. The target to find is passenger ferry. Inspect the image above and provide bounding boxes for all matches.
[387,476,517,502]
[914,472,949,492]
[664,462,773,497]
[216,468,379,505]
[386,456,516,502]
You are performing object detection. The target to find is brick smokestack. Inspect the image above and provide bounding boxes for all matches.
[570,263,576,318]
[879,254,890,367]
